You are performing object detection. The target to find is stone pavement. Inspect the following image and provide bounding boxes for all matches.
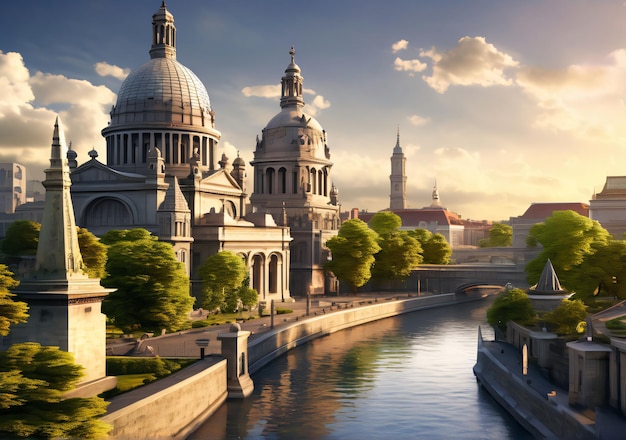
[106,292,413,358]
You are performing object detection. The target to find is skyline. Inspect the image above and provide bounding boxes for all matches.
[2,1,626,221]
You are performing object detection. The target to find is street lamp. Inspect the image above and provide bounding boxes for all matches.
[195,338,210,360]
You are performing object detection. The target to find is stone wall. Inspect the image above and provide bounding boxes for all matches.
[248,293,461,373]
[102,357,227,440]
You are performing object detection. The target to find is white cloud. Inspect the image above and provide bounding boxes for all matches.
[393,57,427,75]
[95,62,130,80]
[242,84,281,98]
[408,114,430,126]
[0,51,116,179]
[419,36,519,93]
[392,39,409,53]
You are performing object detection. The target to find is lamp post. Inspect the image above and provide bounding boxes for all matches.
[195,338,210,360]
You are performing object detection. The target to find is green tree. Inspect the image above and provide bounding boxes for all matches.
[0,343,110,439]
[2,220,40,256]
[421,232,452,264]
[198,251,248,312]
[478,223,512,247]
[543,299,588,335]
[368,212,422,284]
[569,240,626,302]
[101,228,193,332]
[325,219,381,293]
[0,264,27,337]
[486,288,536,332]
[77,227,107,278]
[525,210,611,287]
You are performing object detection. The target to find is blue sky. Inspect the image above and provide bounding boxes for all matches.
[2,0,626,221]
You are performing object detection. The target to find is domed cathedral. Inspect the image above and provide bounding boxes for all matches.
[69,3,293,303]
[250,48,341,297]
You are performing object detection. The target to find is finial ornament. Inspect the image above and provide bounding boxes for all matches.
[290,46,295,63]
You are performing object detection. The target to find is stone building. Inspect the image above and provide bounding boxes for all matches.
[69,3,292,303]
[590,176,626,239]
[250,47,341,296]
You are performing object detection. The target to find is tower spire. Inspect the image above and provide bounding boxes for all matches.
[390,128,407,210]
[34,117,86,279]
[150,1,176,60]
[280,46,305,109]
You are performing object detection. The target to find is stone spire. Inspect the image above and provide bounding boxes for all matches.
[150,1,176,60]
[34,117,86,279]
[280,46,305,109]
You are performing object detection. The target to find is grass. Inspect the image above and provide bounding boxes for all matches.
[606,317,626,336]
[116,374,157,391]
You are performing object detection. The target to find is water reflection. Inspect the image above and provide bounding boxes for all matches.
[190,299,532,440]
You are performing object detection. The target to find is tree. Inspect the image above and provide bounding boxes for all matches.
[101,228,193,332]
[325,219,381,293]
[421,233,452,264]
[486,288,536,332]
[198,251,248,312]
[0,343,110,439]
[77,227,107,278]
[368,212,422,284]
[542,299,588,335]
[1,220,40,256]
[525,210,611,287]
[0,264,27,337]
[568,240,626,302]
[478,223,512,247]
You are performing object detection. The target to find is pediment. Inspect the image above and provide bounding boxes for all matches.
[200,169,242,193]
[71,160,146,184]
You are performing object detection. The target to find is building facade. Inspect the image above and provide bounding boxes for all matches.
[69,3,292,303]
[250,48,341,296]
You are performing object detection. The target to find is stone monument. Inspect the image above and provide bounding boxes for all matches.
[6,117,116,397]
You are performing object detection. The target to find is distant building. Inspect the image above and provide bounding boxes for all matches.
[354,133,491,248]
[590,176,626,239]
[509,202,589,248]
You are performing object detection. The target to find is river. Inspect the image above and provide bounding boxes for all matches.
[189,297,532,439]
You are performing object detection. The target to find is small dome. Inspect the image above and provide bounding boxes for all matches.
[109,57,212,128]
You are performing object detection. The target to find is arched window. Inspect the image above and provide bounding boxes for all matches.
[269,254,278,293]
[278,168,287,194]
[266,168,275,194]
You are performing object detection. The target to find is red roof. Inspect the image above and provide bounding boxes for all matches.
[356,208,463,227]
[519,202,589,220]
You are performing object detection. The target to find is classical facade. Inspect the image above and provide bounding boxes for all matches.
[69,3,292,303]
[590,176,626,239]
[250,48,341,296]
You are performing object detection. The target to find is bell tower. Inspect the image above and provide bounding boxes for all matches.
[390,128,407,210]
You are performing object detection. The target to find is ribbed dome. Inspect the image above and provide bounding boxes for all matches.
[109,57,212,127]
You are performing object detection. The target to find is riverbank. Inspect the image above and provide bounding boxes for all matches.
[103,290,495,439]
[473,327,626,440]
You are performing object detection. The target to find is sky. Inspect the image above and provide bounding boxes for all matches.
[2,1,626,222]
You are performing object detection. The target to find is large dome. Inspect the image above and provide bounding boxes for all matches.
[109,57,212,127]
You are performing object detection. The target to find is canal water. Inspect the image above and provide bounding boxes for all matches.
[189,298,532,439]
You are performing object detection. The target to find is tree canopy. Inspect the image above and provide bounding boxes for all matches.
[0,343,110,439]
[198,251,249,312]
[368,212,422,284]
[1,220,40,256]
[101,228,193,332]
[420,232,452,264]
[568,240,626,301]
[77,227,107,279]
[325,219,381,293]
[0,264,27,337]
[543,299,588,335]
[525,210,611,288]
[486,288,536,332]
[478,223,512,247]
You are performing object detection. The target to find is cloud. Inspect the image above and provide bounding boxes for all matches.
[0,51,116,180]
[408,114,430,126]
[393,57,427,75]
[515,49,626,142]
[392,39,409,53]
[419,36,519,93]
[94,62,130,80]
[242,84,281,98]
